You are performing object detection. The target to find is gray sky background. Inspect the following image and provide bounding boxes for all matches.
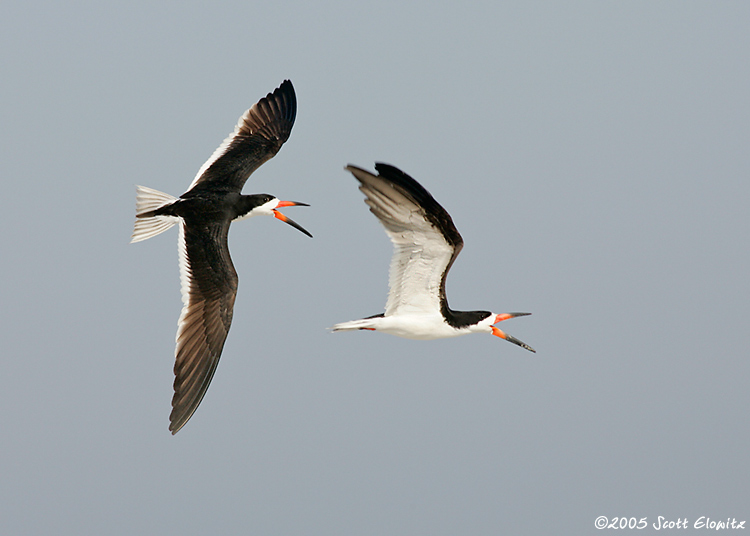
[2,2,748,534]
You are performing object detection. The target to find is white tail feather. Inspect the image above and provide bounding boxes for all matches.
[331,319,377,332]
[131,185,179,243]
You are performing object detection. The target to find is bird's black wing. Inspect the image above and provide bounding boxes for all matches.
[185,80,296,196]
[169,218,238,434]
[346,163,464,317]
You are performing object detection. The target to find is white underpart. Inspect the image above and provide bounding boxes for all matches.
[332,313,495,340]
[130,185,178,243]
[186,104,260,192]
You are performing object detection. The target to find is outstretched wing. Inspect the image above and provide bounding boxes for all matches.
[346,163,463,317]
[169,218,238,434]
[185,80,296,195]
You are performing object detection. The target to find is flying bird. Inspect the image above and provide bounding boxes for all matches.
[332,163,534,352]
[131,80,311,434]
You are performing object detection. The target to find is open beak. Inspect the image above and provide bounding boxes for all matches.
[494,312,531,323]
[272,201,312,238]
[491,313,535,353]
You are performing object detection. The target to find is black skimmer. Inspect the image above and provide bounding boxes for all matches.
[131,80,311,434]
[332,163,534,352]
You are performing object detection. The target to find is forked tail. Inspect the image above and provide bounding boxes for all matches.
[130,185,178,243]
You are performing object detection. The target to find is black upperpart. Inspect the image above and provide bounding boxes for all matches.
[155,193,279,223]
[235,193,275,219]
[138,80,308,435]
[441,308,493,330]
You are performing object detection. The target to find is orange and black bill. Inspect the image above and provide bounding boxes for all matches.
[491,313,535,353]
[273,201,312,238]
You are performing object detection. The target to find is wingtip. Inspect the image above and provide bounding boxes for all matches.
[168,414,186,435]
[344,164,376,185]
[274,79,295,101]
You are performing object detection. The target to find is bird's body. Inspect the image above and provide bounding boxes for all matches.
[337,313,497,340]
[333,163,534,352]
[131,80,311,434]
